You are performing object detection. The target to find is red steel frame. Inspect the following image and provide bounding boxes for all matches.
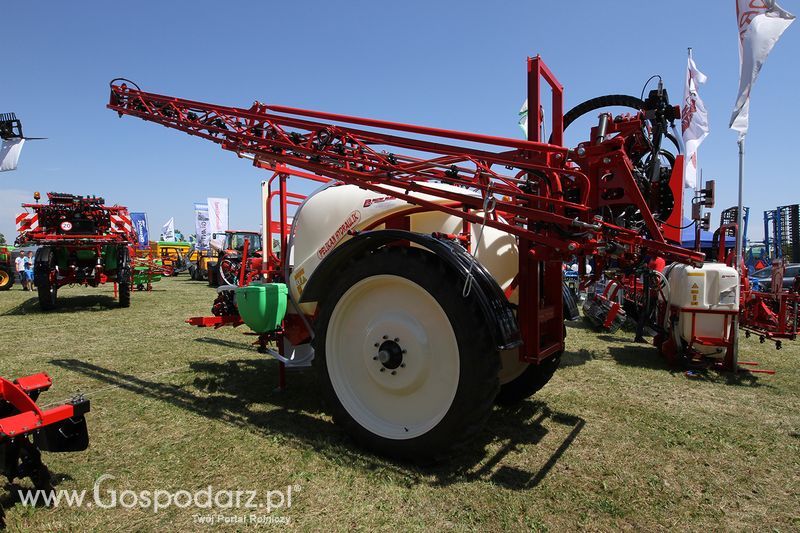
[663,305,739,369]
[0,374,84,439]
[712,222,798,345]
[741,290,800,342]
[108,58,702,364]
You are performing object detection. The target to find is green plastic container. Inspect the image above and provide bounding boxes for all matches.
[236,282,288,333]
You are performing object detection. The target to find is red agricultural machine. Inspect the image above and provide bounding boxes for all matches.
[16,192,135,311]
[0,375,90,506]
[108,57,711,459]
[741,266,799,348]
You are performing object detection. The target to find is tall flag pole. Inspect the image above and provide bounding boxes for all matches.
[682,48,709,190]
[729,0,794,369]
[730,0,794,272]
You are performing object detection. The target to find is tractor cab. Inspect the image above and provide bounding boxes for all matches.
[220,230,262,256]
[207,230,262,286]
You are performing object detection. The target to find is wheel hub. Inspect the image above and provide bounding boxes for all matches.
[327,274,460,440]
[375,339,404,370]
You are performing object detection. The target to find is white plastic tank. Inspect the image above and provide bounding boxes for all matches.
[666,263,739,356]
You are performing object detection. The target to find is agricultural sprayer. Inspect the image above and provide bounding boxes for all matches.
[105,57,745,459]
[16,192,135,311]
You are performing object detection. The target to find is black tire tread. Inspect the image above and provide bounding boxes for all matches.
[313,246,500,462]
[495,352,562,406]
[117,246,131,307]
[34,246,57,311]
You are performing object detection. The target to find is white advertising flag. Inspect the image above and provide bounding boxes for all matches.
[161,217,175,242]
[194,203,210,250]
[0,138,25,172]
[518,99,529,137]
[207,197,229,249]
[730,0,795,139]
[682,51,709,189]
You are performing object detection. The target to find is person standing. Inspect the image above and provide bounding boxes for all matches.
[24,251,35,290]
[15,251,27,290]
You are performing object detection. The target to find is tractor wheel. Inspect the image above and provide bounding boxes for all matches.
[34,247,58,311]
[207,262,219,287]
[218,258,241,286]
[313,246,500,461]
[117,246,131,308]
[495,324,565,405]
[495,350,562,406]
[0,265,14,290]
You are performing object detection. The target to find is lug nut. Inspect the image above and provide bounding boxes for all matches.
[391,371,396,375]
[382,335,388,339]
[394,338,399,342]
[400,363,406,368]
[374,342,379,347]
[380,368,385,372]
[373,356,377,360]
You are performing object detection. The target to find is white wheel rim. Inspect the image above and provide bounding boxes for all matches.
[498,349,528,385]
[326,275,460,440]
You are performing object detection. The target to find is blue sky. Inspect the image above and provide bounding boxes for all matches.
[1,1,797,242]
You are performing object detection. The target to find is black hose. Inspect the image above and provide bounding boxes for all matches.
[561,94,645,133]
[109,78,142,91]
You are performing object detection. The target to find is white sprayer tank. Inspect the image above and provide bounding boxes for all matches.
[666,263,739,356]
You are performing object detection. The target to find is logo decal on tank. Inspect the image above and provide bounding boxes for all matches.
[363,196,396,208]
[317,210,361,259]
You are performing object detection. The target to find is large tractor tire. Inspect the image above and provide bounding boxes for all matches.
[34,247,58,311]
[0,265,14,291]
[313,246,500,461]
[117,246,131,308]
[495,326,566,406]
[207,262,219,287]
[218,258,241,286]
[496,350,562,406]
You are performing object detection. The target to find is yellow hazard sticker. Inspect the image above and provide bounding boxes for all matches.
[294,267,307,295]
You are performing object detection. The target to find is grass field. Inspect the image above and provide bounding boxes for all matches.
[0,276,798,531]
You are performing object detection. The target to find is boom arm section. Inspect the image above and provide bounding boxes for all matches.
[107,76,700,267]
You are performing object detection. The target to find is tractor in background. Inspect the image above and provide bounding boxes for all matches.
[16,192,135,311]
[204,230,263,287]
[0,245,15,291]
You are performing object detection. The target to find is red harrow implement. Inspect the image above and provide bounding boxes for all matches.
[16,192,135,310]
[0,374,90,492]
[741,258,800,348]
[108,57,704,459]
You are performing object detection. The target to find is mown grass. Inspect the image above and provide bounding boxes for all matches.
[0,276,798,531]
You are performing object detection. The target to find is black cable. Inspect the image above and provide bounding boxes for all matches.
[640,75,662,102]
[657,218,697,230]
